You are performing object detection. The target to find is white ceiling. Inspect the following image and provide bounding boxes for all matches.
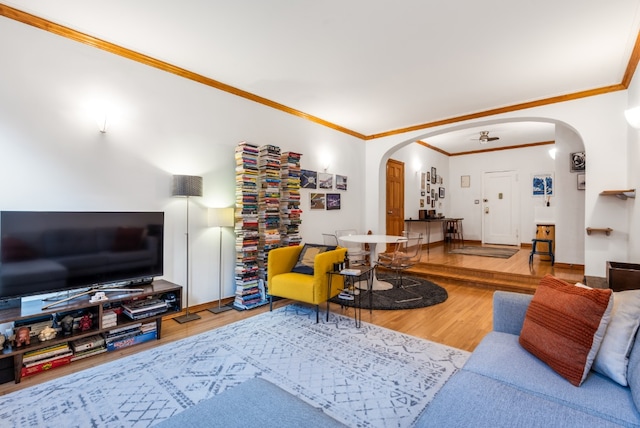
[2,1,640,153]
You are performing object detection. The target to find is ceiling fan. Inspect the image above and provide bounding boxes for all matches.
[472,131,500,144]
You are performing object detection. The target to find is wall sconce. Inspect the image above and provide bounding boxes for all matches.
[625,106,640,128]
[548,148,557,160]
[97,113,108,133]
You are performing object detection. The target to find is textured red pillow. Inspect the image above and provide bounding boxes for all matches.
[519,275,613,386]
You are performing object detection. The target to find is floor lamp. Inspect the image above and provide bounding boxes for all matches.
[208,207,235,314]
[172,174,203,324]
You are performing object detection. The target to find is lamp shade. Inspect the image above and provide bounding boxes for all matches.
[208,207,234,228]
[172,175,203,197]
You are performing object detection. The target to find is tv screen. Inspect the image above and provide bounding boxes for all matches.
[0,211,164,300]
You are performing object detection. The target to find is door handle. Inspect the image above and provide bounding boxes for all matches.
[387,210,393,214]
[484,207,489,214]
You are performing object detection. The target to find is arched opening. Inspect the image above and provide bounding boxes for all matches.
[374,117,586,268]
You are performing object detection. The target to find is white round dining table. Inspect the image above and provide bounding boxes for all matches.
[339,234,406,291]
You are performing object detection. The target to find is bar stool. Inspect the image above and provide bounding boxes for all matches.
[529,239,554,266]
[444,219,464,245]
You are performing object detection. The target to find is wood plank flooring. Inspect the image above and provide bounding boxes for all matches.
[0,242,583,396]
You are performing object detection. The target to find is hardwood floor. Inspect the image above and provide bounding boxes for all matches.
[0,242,583,396]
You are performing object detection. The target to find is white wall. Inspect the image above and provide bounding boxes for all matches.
[0,18,365,305]
[627,67,640,262]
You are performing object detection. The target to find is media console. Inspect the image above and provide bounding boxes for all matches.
[0,280,182,384]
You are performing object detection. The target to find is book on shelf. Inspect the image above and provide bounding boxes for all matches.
[23,343,71,363]
[24,350,74,368]
[21,355,72,378]
[70,346,107,362]
[106,330,157,351]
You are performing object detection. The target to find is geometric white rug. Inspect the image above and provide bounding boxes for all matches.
[0,304,469,427]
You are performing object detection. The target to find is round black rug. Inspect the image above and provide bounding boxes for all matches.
[330,273,448,310]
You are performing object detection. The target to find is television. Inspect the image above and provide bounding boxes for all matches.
[0,211,164,301]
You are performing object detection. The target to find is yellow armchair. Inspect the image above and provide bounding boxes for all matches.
[268,245,347,322]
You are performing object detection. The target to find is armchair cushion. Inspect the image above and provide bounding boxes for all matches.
[291,243,337,275]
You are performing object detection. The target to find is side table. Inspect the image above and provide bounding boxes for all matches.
[328,266,375,328]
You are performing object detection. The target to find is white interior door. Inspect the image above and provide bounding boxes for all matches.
[482,171,519,245]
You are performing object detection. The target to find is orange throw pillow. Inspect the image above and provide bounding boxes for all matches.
[519,275,613,386]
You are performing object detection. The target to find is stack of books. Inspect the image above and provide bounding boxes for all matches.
[21,343,73,377]
[105,322,157,351]
[280,151,303,247]
[257,144,281,282]
[122,299,168,320]
[102,310,118,329]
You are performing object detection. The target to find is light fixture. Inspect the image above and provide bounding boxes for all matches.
[207,207,235,314]
[172,174,203,323]
[625,106,640,128]
[548,148,557,159]
[97,113,108,133]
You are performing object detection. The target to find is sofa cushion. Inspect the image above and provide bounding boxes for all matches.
[418,369,628,428]
[291,243,336,275]
[519,275,613,386]
[464,332,640,427]
[593,290,640,386]
[627,326,640,412]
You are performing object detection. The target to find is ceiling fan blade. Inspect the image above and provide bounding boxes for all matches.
[487,137,499,141]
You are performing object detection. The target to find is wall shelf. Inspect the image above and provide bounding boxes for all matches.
[586,227,613,236]
[599,189,636,200]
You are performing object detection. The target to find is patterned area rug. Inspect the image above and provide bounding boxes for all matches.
[0,305,469,428]
[448,245,519,259]
[331,273,448,310]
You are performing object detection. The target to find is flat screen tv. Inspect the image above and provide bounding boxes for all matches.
[0,211,164,301]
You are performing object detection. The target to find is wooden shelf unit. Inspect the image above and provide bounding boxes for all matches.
[0,280,181,384]
[599,189,636,200]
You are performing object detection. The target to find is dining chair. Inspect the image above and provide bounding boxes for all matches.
[322,233,338,246]
[376,232,423,288]
[335,229,367,266]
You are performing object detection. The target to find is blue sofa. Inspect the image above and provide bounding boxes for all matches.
[417,291,640,427]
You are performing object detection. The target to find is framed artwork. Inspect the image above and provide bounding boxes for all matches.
[570,152,586,172]
[427,184,430,192]
[301,169,317,189]
[439,187,445,198]
[532,173,554,196]
[461,175,470,188]
[421,172,426,190]
[431,167,437,184]
[336,174,348,191]
[577,173,586,190]
[427,196,430,204]
[431,199,436,208]
[420,198,425,208]
[318,172,333,189]
[421,191,425,196]
[431,189,435,198]
[427,171,430,182]
[310,193,325,209]
[326,193,341,210]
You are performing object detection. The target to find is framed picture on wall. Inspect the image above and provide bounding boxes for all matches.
[421,172,426,190]
[431,167,437,184]
[326,193,341,210]
[461,175,470,188]
[532,173,554,196]
[301,170,317,189]
[310,193,325,209]
[318,173,333,189]
[336,174,347,190]
[570,152,586,172]
[439,187,445,198]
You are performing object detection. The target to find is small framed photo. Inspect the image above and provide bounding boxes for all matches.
[420,198,425,208]
[570,152,586,172]
[577,173,586,190]
[431,167,437,184]
[326,193,341,210]
[461,175,470,188]
[421,190,425,196]
[310,193,325,209]
[427,196,430,204]
[318,173,333,189]
[439,187,445,198]
[301,170,317,189]
[336,174,347,191]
